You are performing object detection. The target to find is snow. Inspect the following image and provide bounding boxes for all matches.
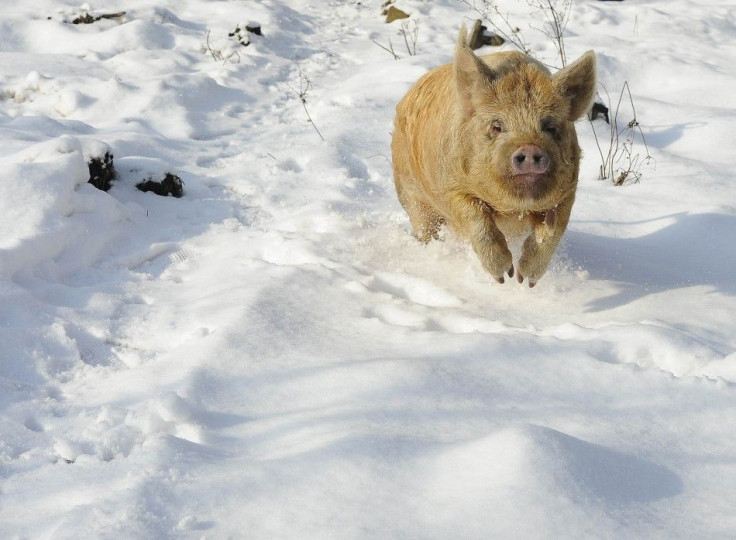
[1,0,735,537]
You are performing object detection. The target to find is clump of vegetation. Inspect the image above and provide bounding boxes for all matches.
[203,23,261,64]
[87,152,117,191]
[203,30,241,63]
[71,11,126,24]
[228,23,262,46]
[373,17,420,59]
[136,172,184,198]
[590,82,653,185]
[228,26,250,46]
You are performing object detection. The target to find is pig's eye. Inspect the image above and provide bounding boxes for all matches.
[490,120,505,135]
[541,119,559,137]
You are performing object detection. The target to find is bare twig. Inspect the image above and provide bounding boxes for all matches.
[287,62,325,142]
[456,0,571,69]
[203,29,240,64]
[528,0,572,67]
[400,19,420,56]
[368,153,393,167]
[589,81,653,185]
[204,29,220,61]
[372,38,401,60]
[100,11,126,20]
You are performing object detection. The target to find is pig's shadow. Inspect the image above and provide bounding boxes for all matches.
[565,212,736,312]
[645,121,706,148]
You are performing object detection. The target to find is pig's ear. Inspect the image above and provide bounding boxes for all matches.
[454,24,498,116]
[552,51,597,121]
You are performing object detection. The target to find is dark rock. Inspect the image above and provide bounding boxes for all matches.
[246,23,262,36]
[487,34,505,46]
[468,19,505,50]
[385,6,409,23]
[591,101,610,123]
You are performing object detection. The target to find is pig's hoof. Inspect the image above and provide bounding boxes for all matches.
[494,275,505,284]
[517,273,537,288]
[508,265,514,278]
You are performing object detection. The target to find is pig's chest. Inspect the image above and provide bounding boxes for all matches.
[495,211,534,238]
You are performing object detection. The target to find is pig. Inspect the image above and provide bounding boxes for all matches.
[391,25,596,287]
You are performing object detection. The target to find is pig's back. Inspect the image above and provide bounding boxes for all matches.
[393,63,457,205]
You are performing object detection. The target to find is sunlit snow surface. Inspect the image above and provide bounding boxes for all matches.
[1,0,735,538]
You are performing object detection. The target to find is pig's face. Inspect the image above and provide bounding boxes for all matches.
[454,49,596,207]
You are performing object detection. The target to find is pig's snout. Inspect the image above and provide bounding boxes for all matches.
[511,145,550,176]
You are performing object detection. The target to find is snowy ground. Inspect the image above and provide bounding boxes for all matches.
[1,0,736,538]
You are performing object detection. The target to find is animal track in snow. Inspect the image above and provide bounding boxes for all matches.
[57,393,208,463]
[259,234,338,268]
[363,305,428,329]
[428,313,509,334]
[546,321,732,381]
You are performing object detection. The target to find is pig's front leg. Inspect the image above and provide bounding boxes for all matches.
[449,193,513,283]
[518,196,574,287]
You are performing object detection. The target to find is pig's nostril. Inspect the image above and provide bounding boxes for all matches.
[512,145,549,175]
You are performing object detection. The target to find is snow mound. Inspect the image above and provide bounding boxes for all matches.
[426,425,682,537]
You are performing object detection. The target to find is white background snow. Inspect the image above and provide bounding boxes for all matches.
[1,0,735,537]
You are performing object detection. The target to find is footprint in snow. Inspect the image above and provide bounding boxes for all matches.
[131,249,190,278]
[70,329,119,367]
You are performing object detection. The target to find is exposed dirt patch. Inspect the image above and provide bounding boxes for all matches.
[87,152,117,191]
[136,172,184,197]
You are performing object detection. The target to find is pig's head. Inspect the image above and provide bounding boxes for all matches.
[453,27,596,207]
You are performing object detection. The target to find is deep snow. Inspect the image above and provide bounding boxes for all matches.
[1,0,736,538]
